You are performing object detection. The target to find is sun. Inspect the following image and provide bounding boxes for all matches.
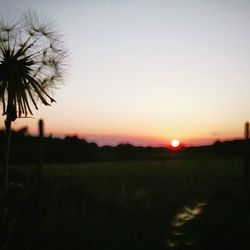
[171,139,180,148]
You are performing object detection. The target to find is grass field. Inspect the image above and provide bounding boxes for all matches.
[8,155,250,250]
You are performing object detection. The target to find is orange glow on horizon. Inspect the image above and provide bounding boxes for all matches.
[1,116,245,147]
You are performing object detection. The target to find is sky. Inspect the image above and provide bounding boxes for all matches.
[1,0,250,146]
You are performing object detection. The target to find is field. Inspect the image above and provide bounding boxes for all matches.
[8,155,250,250]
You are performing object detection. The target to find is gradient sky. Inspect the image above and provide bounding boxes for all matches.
[1,0,250,146]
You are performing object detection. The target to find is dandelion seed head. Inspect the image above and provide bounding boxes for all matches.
[0,12,67,121]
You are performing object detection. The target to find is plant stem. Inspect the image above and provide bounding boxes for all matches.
[3,118,12,194]
[38,119,44,178]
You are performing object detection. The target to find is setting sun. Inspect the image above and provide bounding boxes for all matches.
[171,139,180,148]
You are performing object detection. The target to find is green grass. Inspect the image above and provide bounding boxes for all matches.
[8,156,250,250]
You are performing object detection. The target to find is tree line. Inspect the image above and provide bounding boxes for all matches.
[0,128,169,164]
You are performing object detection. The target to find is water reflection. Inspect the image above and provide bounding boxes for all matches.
[166,201,207,249]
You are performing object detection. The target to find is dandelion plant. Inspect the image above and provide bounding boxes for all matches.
[0,12,67,192]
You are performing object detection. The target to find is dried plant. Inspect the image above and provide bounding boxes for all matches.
[0,12,67,191]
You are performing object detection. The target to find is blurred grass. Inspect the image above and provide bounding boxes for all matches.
[8,156,250,250]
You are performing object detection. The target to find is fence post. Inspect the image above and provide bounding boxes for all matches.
[38,119,45,179]
[243,122,249,193]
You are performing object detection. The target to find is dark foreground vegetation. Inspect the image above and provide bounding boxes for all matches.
[3,156,250,250]
[1,128,250,250]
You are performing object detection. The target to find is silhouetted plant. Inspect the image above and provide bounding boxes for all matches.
[0,12,67,192]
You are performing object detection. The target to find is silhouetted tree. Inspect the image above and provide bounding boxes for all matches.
[0,12,67,192]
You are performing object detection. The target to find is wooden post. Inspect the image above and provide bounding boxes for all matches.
[38,119,45,178]
[245,122,249,141]
[243,122,249,193]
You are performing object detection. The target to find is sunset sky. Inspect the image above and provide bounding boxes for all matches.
[1,0,250,146]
